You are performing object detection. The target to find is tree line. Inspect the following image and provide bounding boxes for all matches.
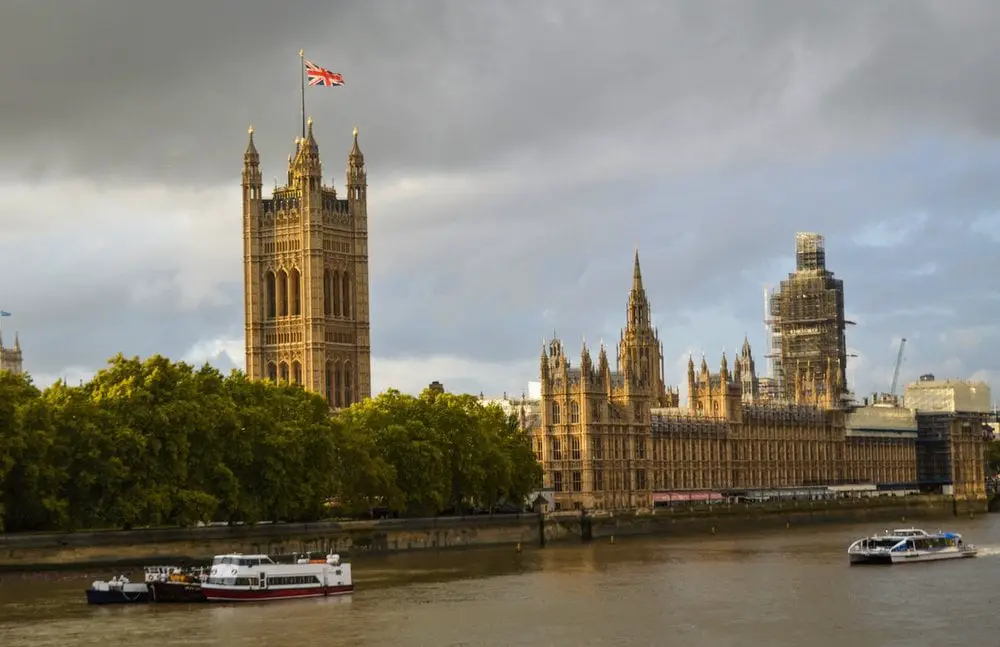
[0,355,542,533]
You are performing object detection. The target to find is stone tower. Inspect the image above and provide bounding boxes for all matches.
[617,249,671,408]
[242,119,372,407]
[0,331,23,375]
[769,232,847,402]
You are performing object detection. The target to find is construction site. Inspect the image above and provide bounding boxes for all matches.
[765,232,852,402]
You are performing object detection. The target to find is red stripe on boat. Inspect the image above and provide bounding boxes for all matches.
[202,585,354,601]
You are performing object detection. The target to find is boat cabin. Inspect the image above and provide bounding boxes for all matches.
[211,554,276,567]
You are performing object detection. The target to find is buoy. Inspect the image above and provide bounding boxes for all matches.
[901,516,906,522]
[610,535,615,544]
[785,522,790,529]
[516,542,522,553]
[711,526,716,535]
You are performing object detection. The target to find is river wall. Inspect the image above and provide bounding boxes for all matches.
[0,495,983,571]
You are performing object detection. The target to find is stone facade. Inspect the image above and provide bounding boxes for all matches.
[0,330,22,375]
[242,120,372,407]
[530,252,967,512]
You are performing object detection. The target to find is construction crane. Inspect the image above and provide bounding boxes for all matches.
[890,338,907,397]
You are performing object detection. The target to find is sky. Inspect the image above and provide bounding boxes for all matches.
[1,1,999,402]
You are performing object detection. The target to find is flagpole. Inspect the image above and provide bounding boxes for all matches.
[299,49,306,139]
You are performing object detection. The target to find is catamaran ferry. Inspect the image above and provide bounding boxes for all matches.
[847,527,978,565]
[200,552,353,602]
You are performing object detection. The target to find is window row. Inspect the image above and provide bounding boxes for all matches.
[548,400,640,424]
[550,469,648,493]
[263,268,353,319]
[545,436,647,461]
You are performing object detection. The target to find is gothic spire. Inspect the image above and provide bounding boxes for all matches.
[244,125,259,164]
[626,248,651,329]
[349,125,364,163]
[633,245,644,293]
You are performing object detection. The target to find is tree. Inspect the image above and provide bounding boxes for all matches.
[986,440,1000,476]
[0,356,545,532]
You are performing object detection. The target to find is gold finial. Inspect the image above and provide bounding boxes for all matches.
[248,125,254,135]
[353,125,358,138]
[307,116,313,127]
[299,49,304,58]
[294,136,301,145]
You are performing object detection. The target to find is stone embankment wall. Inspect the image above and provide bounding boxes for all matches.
[569,494,981,542]
[0,495,983,571]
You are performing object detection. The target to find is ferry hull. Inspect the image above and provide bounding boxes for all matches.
[849,552,893,565]
[149,580,207,603]
[202,584,354,602]
[889,549,978,564]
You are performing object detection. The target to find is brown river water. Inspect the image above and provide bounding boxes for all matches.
[3,515,1000,646]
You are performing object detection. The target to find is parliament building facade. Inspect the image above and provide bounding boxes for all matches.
[531,247,988,511]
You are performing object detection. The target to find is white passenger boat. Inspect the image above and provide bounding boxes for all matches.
[200,552,353,602]
[847,527,978,565]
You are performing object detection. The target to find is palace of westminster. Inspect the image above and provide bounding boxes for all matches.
[233,117,990,512]
[528,241,991,511]
[0,116,988,513]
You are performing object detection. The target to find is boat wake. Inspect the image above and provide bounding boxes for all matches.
[972,545,1000,558]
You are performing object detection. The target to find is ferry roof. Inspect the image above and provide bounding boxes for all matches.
[214,553,270,559]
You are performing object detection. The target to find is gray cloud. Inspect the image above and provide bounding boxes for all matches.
[2,1,1000,397]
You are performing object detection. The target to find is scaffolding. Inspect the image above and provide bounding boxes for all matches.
[765,232,853,401]
[795,232,826,272]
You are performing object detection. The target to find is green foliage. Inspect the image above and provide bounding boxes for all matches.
[333,387,541,517]
[0,357,541,532]
[986,440,1000,476]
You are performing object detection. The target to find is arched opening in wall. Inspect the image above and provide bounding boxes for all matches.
[279,361,290,383]
[292,360,302,384]
[570,401,580,424]
[267,362,277,382]
[325,362,335,404]
[342,272,351,318]
[334,363,342,408]
[265,271,276,319]
[343,362,352,406]
[289,268,301,316]
[276,269,289,317]
[552,402,561,424]
[332,270,341,316]
[323,269,332,315]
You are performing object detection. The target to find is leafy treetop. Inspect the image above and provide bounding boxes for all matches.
[0,355,541,533]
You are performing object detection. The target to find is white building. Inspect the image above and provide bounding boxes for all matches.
[903,375,991,414]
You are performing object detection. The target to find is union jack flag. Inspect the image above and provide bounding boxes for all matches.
[305,59,345,87]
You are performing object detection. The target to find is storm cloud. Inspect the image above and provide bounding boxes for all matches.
[1,1,999,399]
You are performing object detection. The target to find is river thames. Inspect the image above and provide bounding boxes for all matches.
[3,515,1000,646]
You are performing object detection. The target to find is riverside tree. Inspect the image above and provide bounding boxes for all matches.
[0,355,542,533]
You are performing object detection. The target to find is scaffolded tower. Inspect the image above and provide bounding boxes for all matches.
[769,233,849,403]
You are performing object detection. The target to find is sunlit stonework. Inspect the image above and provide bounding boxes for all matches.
[242,120,372,407]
